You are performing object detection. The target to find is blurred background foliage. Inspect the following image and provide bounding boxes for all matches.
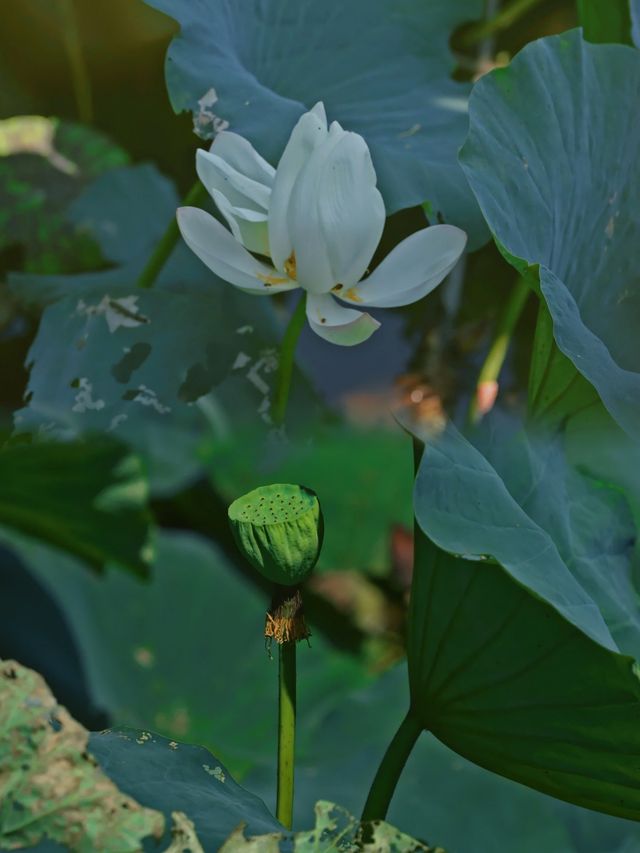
[3,1,640,851]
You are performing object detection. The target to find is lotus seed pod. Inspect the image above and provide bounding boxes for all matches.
[228,484,323,586]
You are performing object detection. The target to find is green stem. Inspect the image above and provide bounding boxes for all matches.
[361,711,422,822]
[467,277,530,425]
[460,0,544,47]
[276,639,296,828]
[137,180,207,290]
[58,0,93,124]
[272,294,307,426]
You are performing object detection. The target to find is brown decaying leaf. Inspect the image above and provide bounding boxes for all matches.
[0,659,164,852]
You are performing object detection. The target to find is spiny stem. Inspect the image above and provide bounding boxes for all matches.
[467,277,530,425]
[137,180,206,290]
[460,0,544,47]
[361,711,422,822]
[277,639,296,828]
[272,294,307,426]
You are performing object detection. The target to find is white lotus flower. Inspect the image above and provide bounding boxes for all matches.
[177,102,467,346]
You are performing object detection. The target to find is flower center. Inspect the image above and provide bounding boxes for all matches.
[284,251,297,280]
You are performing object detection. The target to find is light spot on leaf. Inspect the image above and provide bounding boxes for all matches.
[202,764,226,782]
[72,378,105,413]
[195,88,230,136]
[76,295,149,333]
[232,352,252,370]
[133,647,155,669]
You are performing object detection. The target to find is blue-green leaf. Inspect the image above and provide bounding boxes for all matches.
[632,0,640,45]
[460,30,640,439]
[68,163,179,265]
[407,413,640,818]
[143,0,488,245]
[90,729,281,849]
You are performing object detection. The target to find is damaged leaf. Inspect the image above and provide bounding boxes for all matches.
[89,728,282,850]
[0,659,164,851]
[219,800,442,852]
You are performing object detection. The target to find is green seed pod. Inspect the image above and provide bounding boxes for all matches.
[228,484,323,586]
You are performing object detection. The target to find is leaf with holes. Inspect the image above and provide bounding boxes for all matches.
[0,660,164,851]
[11,162,325,494]
[460,30,640,439]
[142,0,488,246]
[219,799,441,852]
[89,728,281,850]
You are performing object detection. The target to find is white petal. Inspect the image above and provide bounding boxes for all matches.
[197,149,270,213]
[339,225,467,308]
[211,131,275,186]
[287,123,345,294]
[177,207,298,295]
[268,102,328,272]
[307,130,385,289]
[211,189,270,255]
[305,292,380,346]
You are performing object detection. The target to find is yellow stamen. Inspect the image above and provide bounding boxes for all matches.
[257,272,289,286]
[343,287,363,303]
[284,251,297,280]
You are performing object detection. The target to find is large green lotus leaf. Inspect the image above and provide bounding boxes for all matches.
[408,415,640,818]
[414,415,639,654]
[89,729,281,850]
[245,665,640,852]
[142,0,488,246]
[0,438,152,576]
[4,530,368,780]
[0,117,127,274]
[459,31,640,440]
[205,423,413,575]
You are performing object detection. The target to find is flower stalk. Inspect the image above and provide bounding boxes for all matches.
[137,180,206,290]
[272,294,307,427]
[468,277,530,424]
[267,585,310,829]
[277,638,296,828]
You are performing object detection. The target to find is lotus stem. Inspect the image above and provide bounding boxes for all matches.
[468,277,530,424]
[360,710,422,822]
[137,180,206,290]
[270,586,308,828]
[272,294,307,426]
[460,0,543,48]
